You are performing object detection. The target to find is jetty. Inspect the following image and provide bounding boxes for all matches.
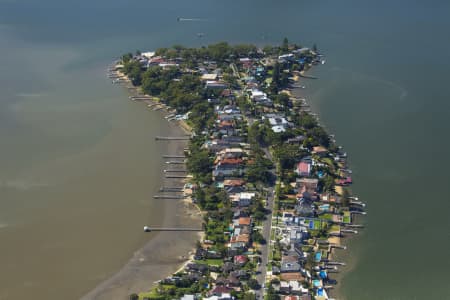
[159,187,184,192]
[165,175,191,179]
[165,161,186,165]
[164,169,186,173]
[299,73,318,79]
[162,155,186,158]
[144,226,203,232]
[156,136,190,141]
[153,195,185,199]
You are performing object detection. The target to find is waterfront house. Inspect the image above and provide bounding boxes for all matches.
[286,135,305,144]
[312,146,328,157]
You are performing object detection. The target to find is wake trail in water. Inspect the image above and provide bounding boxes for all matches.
[177,18,207,22]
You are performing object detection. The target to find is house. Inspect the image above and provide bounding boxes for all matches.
[218,120,236,135]
[295,158,312,177]
[312,146,328,157]
[238,217,251,226]
[206,81,228,89]
[272,125,286,133]
[280,272,305,281]
[233,255,248,266]
[224,179,246,194]
[229,234,250,250]
[186,263,208,275]
[230,192,255,207]
[280,259,301,273]
[230,270,249,279]
[279,281,308,295]
[180,295,195,300]
[296,178,319,194]
[213,158,244,179]
[227,274,240,287]
[249,89,272,106]
[286,135,305,144]
[289,227,308,244]
[336,176,352,186]
[209,286,232,296]
[201,73,219,81]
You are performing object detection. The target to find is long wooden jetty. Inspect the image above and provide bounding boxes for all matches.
[163,155,186,158]
[165,175,190,179]
[165,161,185,165]
[159,187,184,192]
[164,169,187,173]
[144,226,203,232]
[153,195,185,199]
[299,73,318,79]
[156,136,190,141]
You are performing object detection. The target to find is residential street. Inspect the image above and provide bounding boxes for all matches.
[255,147,276,299]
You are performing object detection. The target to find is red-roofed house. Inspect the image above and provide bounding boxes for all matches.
[233,255,248,266]
[295,161,311,177]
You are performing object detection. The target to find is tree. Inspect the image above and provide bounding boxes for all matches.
[266,284,280,300]
[243,292,256,300]
[281,37,289,53]
[129,293,139,300]
[187,149,211,178]
[247,278,260,290]
[252,230,266,244]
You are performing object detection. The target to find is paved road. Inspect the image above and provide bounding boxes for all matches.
[255,147,276,299]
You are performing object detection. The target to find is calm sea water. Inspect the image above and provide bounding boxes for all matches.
[1,0,449,299]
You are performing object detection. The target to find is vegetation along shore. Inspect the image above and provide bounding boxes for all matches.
[109,39,365,300]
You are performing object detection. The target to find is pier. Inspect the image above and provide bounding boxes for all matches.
[165,175,191,179]
[156,136,190,141]
[343,224,364,228]
[144,226,203,232]
[162,155,186,158]
[349,200,366,207]
[330,244,347,250]
[325,261,346,266]
[299,73,318,79]
[153,195,185,199]
[165,161,186,165]
[350,211,367,215]
[164,169,187,173]
[159,187,184,192]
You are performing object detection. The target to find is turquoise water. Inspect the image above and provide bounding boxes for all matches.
[1,0,450,299]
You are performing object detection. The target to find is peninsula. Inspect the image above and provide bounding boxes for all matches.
[109,39,364,300]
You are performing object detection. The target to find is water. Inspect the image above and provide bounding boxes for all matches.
[1,0,450,299]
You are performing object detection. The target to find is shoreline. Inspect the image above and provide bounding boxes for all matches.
[81,70,201,300]
[99,46,363,300]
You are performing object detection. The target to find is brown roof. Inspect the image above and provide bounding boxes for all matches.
[280,272,304,281]
[223,179,246,186]
[312,146,328,153]
[230,234,249,243]
[239,217,251,226]
[220,158,243,165]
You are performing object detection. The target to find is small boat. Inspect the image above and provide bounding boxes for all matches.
[321,60,326,65]
[144,226,151,232]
